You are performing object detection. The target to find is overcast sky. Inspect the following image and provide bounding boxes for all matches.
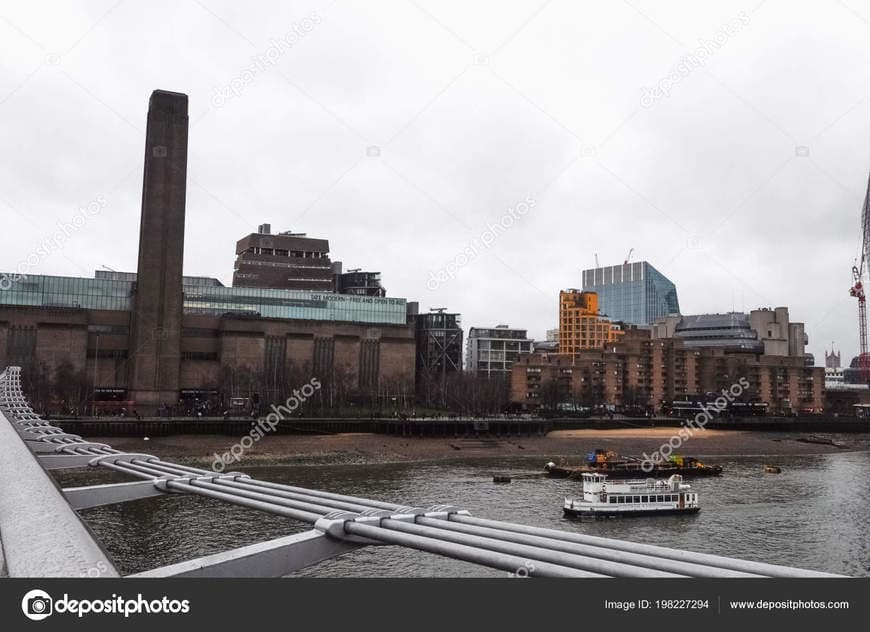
[2,0,870,364]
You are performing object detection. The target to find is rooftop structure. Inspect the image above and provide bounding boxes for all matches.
[233,224,333,291]
[332,262,385,297]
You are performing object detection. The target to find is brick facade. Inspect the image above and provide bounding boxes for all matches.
[512,327,824,414]
[0,305,416,409]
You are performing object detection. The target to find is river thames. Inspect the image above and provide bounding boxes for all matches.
[59,450,870,577]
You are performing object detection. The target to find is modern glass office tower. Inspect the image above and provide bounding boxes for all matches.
[581,261,680,325]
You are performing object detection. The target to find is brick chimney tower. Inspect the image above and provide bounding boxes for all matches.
[128,90,188,411]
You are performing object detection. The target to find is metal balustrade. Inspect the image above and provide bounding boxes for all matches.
[0,366,846,579]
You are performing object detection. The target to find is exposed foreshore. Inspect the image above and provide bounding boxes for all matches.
[53,414,870,442]
[87,427,870,469]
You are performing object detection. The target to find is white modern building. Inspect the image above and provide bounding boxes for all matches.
[466,325,533,377]
[825,366,868,391]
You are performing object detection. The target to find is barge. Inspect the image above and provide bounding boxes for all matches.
[546,449,722,479]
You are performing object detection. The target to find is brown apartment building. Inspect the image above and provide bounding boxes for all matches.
[512,325,824,415]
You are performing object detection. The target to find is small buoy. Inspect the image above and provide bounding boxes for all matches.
[493,475,511,483]
[763,465,781,474]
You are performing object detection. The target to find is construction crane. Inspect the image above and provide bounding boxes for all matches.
[849,265,866,381]
[849,172,870,383]
[623,248,634,266]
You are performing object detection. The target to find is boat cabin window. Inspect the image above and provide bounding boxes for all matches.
[609,497,617,504]
[633,496,640,503]
[642,496,649,503]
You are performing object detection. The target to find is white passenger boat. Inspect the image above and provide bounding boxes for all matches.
[563,472,700,518]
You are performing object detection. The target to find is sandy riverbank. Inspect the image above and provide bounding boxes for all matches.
[88,427,870,468]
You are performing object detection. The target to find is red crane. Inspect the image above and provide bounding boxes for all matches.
[850,264,866,379]
[850,172,870,383]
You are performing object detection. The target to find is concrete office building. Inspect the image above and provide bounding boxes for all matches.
[581,261,680,325]
[651,312,761,353]
[651,307,811,362]
[466,325,533,377]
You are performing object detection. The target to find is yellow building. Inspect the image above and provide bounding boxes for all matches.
[559,290,624,354]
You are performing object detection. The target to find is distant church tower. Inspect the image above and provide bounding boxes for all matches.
[825,345,841,369]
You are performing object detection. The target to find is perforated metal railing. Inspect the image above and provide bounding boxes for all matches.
[0,366,845,579]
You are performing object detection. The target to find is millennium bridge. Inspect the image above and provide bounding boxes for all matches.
[0,366,843,579]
